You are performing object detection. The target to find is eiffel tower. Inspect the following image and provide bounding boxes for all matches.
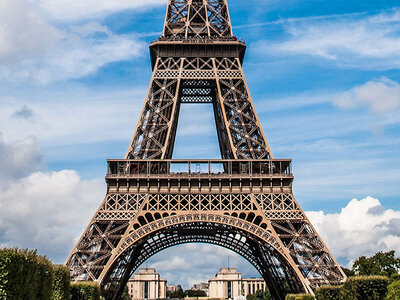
[65,1,346,299]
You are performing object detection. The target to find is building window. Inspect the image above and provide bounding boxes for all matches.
[227,281,232,299]
[144,281,149,300]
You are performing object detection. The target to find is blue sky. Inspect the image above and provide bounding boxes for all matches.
[1,0,400,289]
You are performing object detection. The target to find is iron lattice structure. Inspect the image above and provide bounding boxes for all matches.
[65,1,346,299]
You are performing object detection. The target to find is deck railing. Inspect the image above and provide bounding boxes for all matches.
[106,159,292,177]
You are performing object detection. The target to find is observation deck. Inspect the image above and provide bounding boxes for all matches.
[106,159,293,194]
[149,36,247,69]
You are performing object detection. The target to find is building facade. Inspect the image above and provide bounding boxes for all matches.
[190,282,209,296]
[166,285,176,293]
[208,268,266,299]
[127,268,167,300]
[192,282,209,291]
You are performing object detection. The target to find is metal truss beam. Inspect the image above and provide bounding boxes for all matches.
[125,57,272,160]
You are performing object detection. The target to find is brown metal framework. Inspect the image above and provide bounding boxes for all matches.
[65,1,346,299]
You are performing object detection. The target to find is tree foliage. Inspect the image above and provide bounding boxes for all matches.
[186,289,207,297]
[120,286,131,300]
[314,276,389,300]
[352,251,400,277]
[246,289,272,300]
[167,287,186,299]
[315,285,342,300]
[285,294,314,300]
[341,266,356,277]
[37,255,54,300]
[341,276,389,300]
[70,281,101,300]
[0,248,54,300]
[386,279,400,300]
[51,265,70,300]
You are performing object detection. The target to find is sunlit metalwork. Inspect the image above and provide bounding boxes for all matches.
[65,1,346,299]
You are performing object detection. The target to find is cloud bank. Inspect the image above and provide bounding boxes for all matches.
[0,137,105,261]
[307,196,400,266]
[260,9,400,70]
[0,0,145,84]
[0,88,146,147]
[0,170,105,261]
[334,77,400,114]
[0,135,42,183]
[36,0,167,21]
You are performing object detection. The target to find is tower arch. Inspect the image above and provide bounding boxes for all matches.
[98,213,308,299]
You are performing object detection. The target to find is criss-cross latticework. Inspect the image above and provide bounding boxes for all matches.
[65,1,346,299]
[126,56,271,160]
[163,0,232,39]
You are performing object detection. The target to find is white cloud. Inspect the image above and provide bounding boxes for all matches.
[27,31,144,84]
[187,275,210,289]
[261,9,400,70]
[306,196,400,266]
[0,135,105,263]
[0,0,145,84]
[36,0,167,21]
[152,256,189,272]
[333,77,400,114]
[0,0,61,63]
[0,87,146,147]
[0,169,105,262]
[0,135,42,183]
[70,21,112,37]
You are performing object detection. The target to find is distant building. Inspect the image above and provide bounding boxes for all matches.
[191,282,209,296]
[166,284,176,292]
[192,282,209,290]
[208,268,266,299]
[127,268,167,300]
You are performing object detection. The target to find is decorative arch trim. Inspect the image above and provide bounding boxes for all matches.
[98,212,290,283]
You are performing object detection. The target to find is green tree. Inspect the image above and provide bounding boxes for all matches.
[342,266,356,277]
[120,286,131,300]
[186,289,207,297]
[51,265,70,300]
[246,291,257,300]
[340,276,389,300]
[246,289,272,300]
[386,280,400,300]
[352,251,400,277]
[168,288,185,299]
[70,282,101,300]
[263,289,273,300]
[391,273,400,282]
